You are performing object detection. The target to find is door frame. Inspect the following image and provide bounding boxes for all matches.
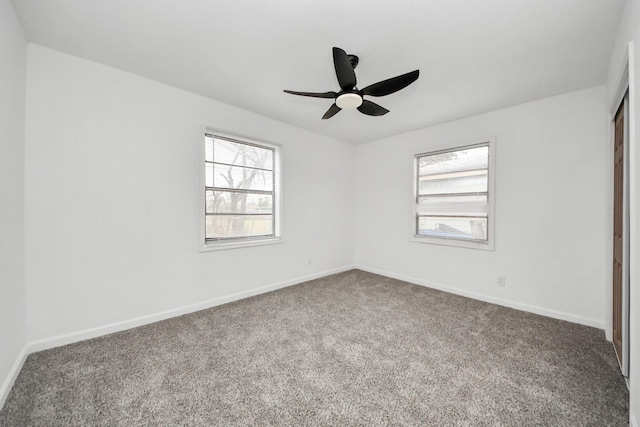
[607,42,632,378]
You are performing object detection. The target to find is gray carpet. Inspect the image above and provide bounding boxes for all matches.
[0,270,629,426]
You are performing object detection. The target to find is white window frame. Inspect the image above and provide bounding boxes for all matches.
[200,130,282,252]
[410,137,495,251]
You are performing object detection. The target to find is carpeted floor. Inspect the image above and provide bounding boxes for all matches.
[0,270,629,426]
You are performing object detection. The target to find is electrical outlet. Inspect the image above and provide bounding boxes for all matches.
[497,276,506,287]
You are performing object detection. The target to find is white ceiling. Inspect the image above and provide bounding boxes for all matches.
[12,0,624,144]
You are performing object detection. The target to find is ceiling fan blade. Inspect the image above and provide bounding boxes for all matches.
[357,100,389,116]
[333,47,356,91]
[322,103,341,120]
[284,90,337,99]
[361,70,420,97]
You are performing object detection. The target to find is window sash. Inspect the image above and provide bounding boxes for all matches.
[205,133,277,243]
[414,142,491,244]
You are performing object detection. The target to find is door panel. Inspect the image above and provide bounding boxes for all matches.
[612,100,624,368]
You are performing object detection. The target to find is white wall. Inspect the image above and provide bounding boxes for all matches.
[606,0,640,424]
[355,86,608,328]
[24,45,355,346]
[0,0,27,408]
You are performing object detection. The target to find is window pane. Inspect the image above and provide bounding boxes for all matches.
[206,190,272,214]
[418,169,487,195]
[206,214,273,239]
[205,163,213,187]
[419,146,488,176]
[214,138,273,170]
[211,164,273,191]
[417,194,487,214]
[417,216,487,241]
[205,136,213,162]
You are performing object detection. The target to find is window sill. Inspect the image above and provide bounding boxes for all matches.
[200,237,282,252]
[409,235,494,251]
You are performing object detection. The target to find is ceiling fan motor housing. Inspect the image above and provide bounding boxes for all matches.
[336,92,363,109]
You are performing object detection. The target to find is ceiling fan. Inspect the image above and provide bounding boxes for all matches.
[284,47,419,120]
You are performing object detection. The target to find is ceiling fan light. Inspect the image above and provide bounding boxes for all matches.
[336,93,363,109]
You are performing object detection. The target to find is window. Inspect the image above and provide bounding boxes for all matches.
[203,132,281,249]
[412,139,495,250]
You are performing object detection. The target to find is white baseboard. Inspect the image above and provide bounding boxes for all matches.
[0,346,28,410]
[356,265,605,330]
[631,415,638,427]
[27,265,355,354]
